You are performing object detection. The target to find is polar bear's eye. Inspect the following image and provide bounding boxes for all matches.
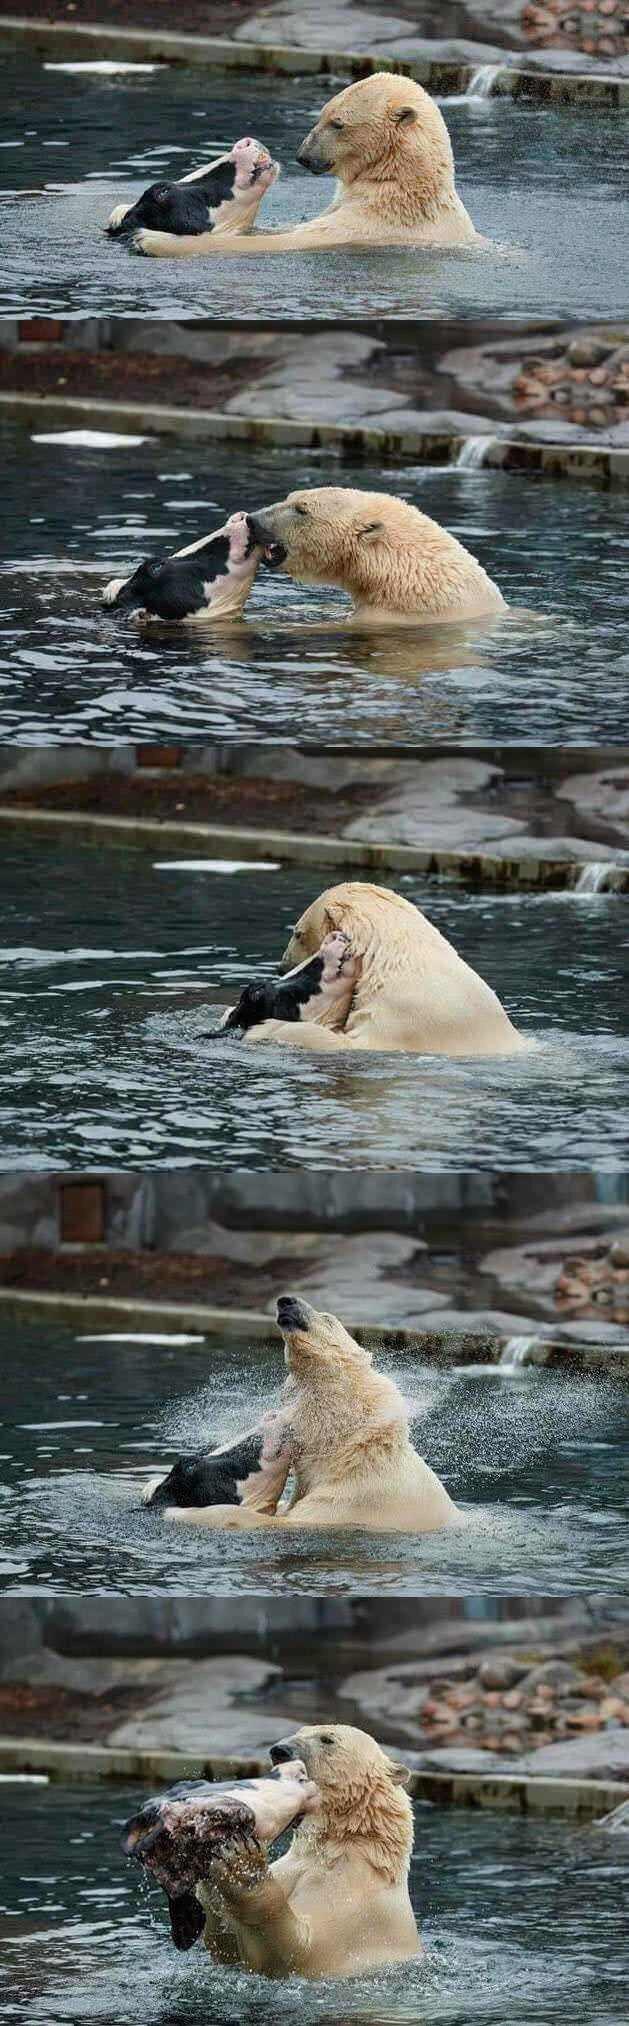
[293,504,309,517]
[319,1734,335,1747]
[327,120,344,133]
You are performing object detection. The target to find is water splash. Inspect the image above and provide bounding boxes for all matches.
[455,436,494,469]
[499,1335,542,1371]
[573,863,623,894]
[465,64,503,99]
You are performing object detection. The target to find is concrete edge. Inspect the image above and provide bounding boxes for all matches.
[2,803,628,891]
[1,392,626,490]
[0,1287,626,1373]
[0,1736,627,1815]
[0,18,626,105]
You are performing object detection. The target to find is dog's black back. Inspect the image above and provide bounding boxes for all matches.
[209,953,325,1039]
[145,1429,264,1509]
[108,541,232,621]
[109,157,237,240]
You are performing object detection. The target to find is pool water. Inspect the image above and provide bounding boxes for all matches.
[1,1315,627,1595]
[0,58,627,318]
[1,428,627,744]
[1,838,628,1171]
[1,1783,627,2023]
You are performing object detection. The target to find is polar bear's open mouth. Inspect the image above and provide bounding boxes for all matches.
[245,515,287,570]
[262,541,287,570]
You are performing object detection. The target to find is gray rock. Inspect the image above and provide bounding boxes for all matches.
[519,1661,585,1696]
[410,1747,508,1773]
[521,1731,629,1780]
[477,1654,528,1690]
[566,337,614,368]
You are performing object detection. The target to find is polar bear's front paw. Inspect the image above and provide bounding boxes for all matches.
[102,576,127,607]
[106,201,131,234]
[130,228,170,257]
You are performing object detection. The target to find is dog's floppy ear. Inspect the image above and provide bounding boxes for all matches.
[394,107,418,126]
[387,1759,412,1787]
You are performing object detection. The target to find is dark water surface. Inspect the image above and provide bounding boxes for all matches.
[1,1783,627,2023]
[1,428,627,744]
[1,1315,627,1595]
[1,839,628,1171]
[0,58,627,317]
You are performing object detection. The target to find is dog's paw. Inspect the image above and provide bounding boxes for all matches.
[141,1475,164,1505]
[102,576,126,607]
[260,159,280,194]
[106,201,131,234]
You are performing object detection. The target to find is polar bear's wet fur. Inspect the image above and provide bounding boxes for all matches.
[158,1294,459,1533]
[244,880,526,1056]
[249,486,505,625]
[131,73,477,257]
[197,1723,422,1979]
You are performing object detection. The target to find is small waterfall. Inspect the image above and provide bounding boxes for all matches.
[574,863,619,894]
[465,64,501,99]
[455,436,492,470]
[499,1335,540,1371]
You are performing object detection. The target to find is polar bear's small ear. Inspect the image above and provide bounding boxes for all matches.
[394,107,418,126]
[388,1759,412,1787]
[357,520,384,541]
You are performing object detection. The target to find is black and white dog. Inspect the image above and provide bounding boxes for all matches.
[207,931,358,1038]
[102,510,261,624]
[143,1428,264,1510]
[106,136,279,242]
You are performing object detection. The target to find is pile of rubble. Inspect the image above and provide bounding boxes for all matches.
[522,1,628,58]
[513,333,629,428]
[418,1654,629,1753]
[555,1235,629,1321]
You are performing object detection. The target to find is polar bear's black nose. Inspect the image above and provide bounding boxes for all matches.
[277,1295,311,1332]
[246,512,271,546]
[270,1740,296,1765]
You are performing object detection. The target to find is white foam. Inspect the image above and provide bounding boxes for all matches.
[77,1333,206,1345]
[45,61,158,74]
[573,863,618,894]
[0,1773,50,1783]
[499,1335,541,1371]
[31,430,148,448]
[455,436,493,469]
[153,859,280,872]
[465,64,503,99]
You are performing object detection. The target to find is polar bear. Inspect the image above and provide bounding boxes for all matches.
[156,1293,459,1533]
[247,487,505,626]
[242,880,526,1056]
[197,1723,421,1979]
[130,72,477,258]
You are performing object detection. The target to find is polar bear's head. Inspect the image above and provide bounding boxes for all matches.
[270,1723,413,1881]
[296,72,456,222]
[248,486,421,593]
[276,1294,372,1382]
[280,880,422,983]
